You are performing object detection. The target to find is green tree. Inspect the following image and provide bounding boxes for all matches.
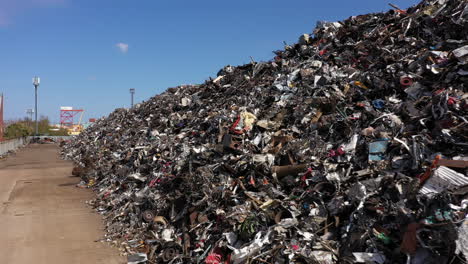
[4,123,32,139]
[4,116,70,138]
[37,115,51,135]
[49,127,70,136]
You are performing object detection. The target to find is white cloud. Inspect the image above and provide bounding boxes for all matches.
[116,43,129,54]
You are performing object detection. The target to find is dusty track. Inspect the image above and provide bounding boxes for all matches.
[0,144,124,264]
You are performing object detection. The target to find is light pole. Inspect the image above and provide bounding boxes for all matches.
[130,88,135,108]
[32,77,40,137]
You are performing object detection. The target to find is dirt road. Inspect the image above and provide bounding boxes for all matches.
[0,144,125,264]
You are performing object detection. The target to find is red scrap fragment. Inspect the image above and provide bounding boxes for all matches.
[447,97,456,105]
[205,247,229,264]
[400,223,421,255]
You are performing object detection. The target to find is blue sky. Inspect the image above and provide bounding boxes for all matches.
[1,0,419,123]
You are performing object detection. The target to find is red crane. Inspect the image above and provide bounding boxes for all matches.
[60,107,84,128]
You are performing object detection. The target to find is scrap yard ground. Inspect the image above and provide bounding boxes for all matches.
[0,144,124,264]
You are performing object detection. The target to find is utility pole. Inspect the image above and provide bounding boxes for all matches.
[33,77,40,137]
[130,88,135,108]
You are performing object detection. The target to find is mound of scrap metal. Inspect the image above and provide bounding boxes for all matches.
[63,0,468,263]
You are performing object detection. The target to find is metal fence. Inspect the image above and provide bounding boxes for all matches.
[29,136,72,142]
[0,136,72,156]
[0,137,31,156]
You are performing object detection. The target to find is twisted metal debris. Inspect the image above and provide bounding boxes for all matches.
[63,0,468,263]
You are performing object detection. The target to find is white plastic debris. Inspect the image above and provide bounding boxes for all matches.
[311,251,333,264]
[228,231,271,264]
[453,45,468,58]
[342,134,359,153]
[252,154,275,167]
[352,252,386,264]
[181,97,192,106]
[420,166,468,195]
[127,253,148,264]
[223,232,238,246]
[161,228,174,242]
[455,218,468,259]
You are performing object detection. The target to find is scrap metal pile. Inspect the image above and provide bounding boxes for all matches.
[63,0,468,263]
